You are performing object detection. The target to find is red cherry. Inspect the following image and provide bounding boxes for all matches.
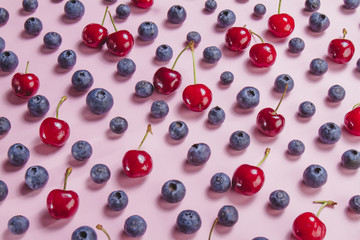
[81,7,109,48]
[122,124,153,178]
[232,148,270,196]
[225,26,252,51]
[131,0,153,8]
[328,28,355,64]
[39,96,70,147]
[47,168,79,219]
[248,30,276,67]
[344,103,360,136]
[11,61,39,98]
[268,0,295,38]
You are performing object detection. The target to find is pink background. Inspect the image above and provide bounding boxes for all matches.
[1,0,360,239]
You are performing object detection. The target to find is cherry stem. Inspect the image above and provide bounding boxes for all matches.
[55,96,67,119]
[313,200,337,218]
[101,6,109,26]
[278,0,282,14]
[208,217,219,240]
[273,84,288,114]
[171,41,192,70]
[352,103,360,110]
[96,224,111,240]
[63,167,72,190]
[256,148,271,167]
[343,28,347,39]
[138,124,152,150]
[249,30,264,43]
[108,11,117,32]
[25,61,29,74]
[189,41,197,85]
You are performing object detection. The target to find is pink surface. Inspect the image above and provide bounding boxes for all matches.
[1,0,360,239]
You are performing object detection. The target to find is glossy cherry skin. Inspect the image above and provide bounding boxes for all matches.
[344,105,360,136]
[292,212,326,240]
[39,117,70,147]
[268,13,295,38]
[47,189,79,219]
[106,30,134,57]
[249,43,277,68]
[122,150,153,178]
[327,39,355,64]
[11,72,39,98]
[225,27,251,51]
[232,164,265,196]
[131,0,153,8]
[82,23,108,48]
[182,84,212,112]
[153,67,182,95]
[256,107,285,137]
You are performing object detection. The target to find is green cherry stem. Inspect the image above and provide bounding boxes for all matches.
[108,11,117,32]
[171,41,193,70]
[25,61,29,74]
[138,124,153,150]
[101,6,109,26]
[257,148,271,167]
[249,30,264,43]
[96,224,111,240]
[273,84,288,114]
[313,200,337,218]
[278,0,282,14]
[208,217,219,240]
[55,96,67,119]
[63,167,72,190]
[189,40,197,85]
[352,103,360,110]
[343,28,347,39]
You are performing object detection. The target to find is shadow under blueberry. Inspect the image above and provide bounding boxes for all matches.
[67,155,87,168]
[147,113,166,124]
[81,105,109,122]
[337,161,358,176]
[157,195,181,210]
[204,119,222,130]
[338,5,357,15]
[60,14,80,25]
[232,102,255,115]
[162,19,184,30]
[23,111,44,123]
[66,85,87,98]
[172,225,197,240]
[206,186,227,200]
[19,182,45,196]
[106,128,126,140]
[2,229,25,240]
[2,160,24,172]
[18,8,33,16]
[165,133,186,146]
[265,202,285,217]
[284,150,301,161]
[297,179,322,196]
[199,58,218,69]
[135,36,155,47]
[294,112,312,124]
[226,144,247,157]
[113,71,132,83]
[39,45,58,55]
[182,160,206,173]
[53,64,72,74]
[303,25,326,38]
[103,204,125,218]
[87,177,107,190]
[305,70,324,82]
[20,30,38,39]
[344,206,360,221]
[313,137,335,152]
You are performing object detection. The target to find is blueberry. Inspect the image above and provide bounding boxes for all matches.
[229,130,250,151]
[24,165,49,190]
[71,140,93,161]
[208,106,226,125]
[217,205,238,227]
[253,4,266,17]
[288,37,305,53]
[274,74,294,93]
[64,0,85,20]
[71,226,97,240]
[117,58,136,76]
[167,5,187,24]
[187,143,211,166]
[109,116,128,134]
[220,71,234,85]
[24,17,43,36]
[124,215,147,237]
[86,88,114,115]
[341,149,360,170]
[186,31,201,46]
[344,0,360,9]
[203,46,222,63]
[210,172,231,193]
[303,164,327,188]
[90,164,111,184]
[22,0,38,12]
[150,100,169,119]
[155,44,173,62]
[269,190,290,210]
[43,32,62,49]
[176,209,202,234]
[8,143,30,166]
[217,9,236,28]
[357,58,360,71]
[0,37,5,52]
[349,195,360,213]
[116,4,130,19]
[8,215,30,235]
[298,101,316,117]
[309,12,330,32]
[135,80,154,98]
[0,8,9,25]
[0,180,8,202]
[305,0,321,12]
[58,49,77,69]
[328,84,346,102]
[27,95,50,117]
[0,117,11,135]
[161,179,186,203]
[138,21,158,41]
[71,70,94,91]
[108,190,128,211]
[236,86,260,109]
[0,51,19,72]
[252,237,269,240]
[318,122,341,144]
[169,120,189,140]
[205,0,217,12]
[309,58,328,76]
[288,139,305,156]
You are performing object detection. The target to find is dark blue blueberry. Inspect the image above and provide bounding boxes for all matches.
[357,58,360,71]
[236,86,260,109]
[348,195,360,213]
[86,88,114,115]
[27,95,50,117]
[328,84,346,102]
[64,0,85,20]
[217,9,236,28]
[305,0,321,12]
[155,44,173,62]
[220,71,234,85]
[187,143,211,166]
[90,164,111,184]
[23,0,38,12]
[24,165,49,190]
[274,74,294,93]
[229,130,250,151]
[0,51,19,72]
[205,0,217,12]
[117,58,136,76]
[71,140,93,161]
[288,139,305,156]
[135,80,154,98]
[24,17,43,36]
[341,149,360,170]
[116,4,130,19]
[344,0,360,9]
[8,215,29,235]
[253,4,266,17]
[0,180,8,202]
[203,46,222,63]
[309,58,328,76]
[217,205,238,227]
[43,32,62,49]
[71,70,94,91]
[303,164,327,188]
[269,190,290,210]
[167,5,187,24]
[176,209,202,234]
[208,106,226,125]
[0,37,5,53]
[109,116,128,134]
[298,101,316,117]
[150,100,169,119]
[210,172,231,193]
[108,190,128,211]
[318,122,341,144]
[288,37,305,53]
[186,31,201,46]
[124,215,147,237]
[252,237,269,240]
[58,49,77,69]
[0,8,9,25]
[71,226,97,240]
[138,21,158,41]
[161,179,186,203]
[8,143,30,166]
[309,12,330,32]
[0,117,11,135]
[169,121,189,141]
